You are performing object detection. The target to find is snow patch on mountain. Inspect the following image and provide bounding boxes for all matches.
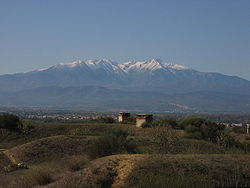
[36,68,49,72]
[53,60,83,68]
[161,62,189,70]
[85,59,124,74]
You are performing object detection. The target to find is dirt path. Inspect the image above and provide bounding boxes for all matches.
[2,150,18,164]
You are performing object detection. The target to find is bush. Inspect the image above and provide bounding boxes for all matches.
[152,127,181,154]
[141,118,178,129]
[0,113,22,132]
[66,156,88,171]
[97,117,115,123]
[141,122,153,128]
[22,120,34,135]
[179,116,206,130]
[217,132,239,149]
[89,128,135,158]
[180,116,225,143]
[122,117,136,124]
[232,126,246,134]
[155,118,178,128]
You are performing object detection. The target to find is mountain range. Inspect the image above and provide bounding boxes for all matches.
[0,59,250,113]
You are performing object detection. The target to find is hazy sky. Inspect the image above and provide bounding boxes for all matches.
[0,0,250,80]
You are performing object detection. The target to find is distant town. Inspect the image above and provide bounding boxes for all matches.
[0,108,249,133]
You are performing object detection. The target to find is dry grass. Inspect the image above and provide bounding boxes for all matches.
[9,168,53,188]
[136,175,213,188]
[66,155,89,172]
[133,127,225,155]
[31,168,53,185]
[4,155,89,188]
[1,121,250,188]
[0,122,133,149]
[46,154,250,188]
[5,135,93,164]
[0,152,12,173]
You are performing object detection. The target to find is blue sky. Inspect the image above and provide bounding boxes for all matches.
[0,0,250,80]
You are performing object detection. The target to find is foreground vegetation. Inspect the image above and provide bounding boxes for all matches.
[0,113,250,187]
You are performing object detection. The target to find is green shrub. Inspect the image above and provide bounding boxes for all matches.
[22,120,34,135]
[141,118,178,129]
[217,132,239,148]
[89,128,135,158]
[97,117,115,123]
[151,127,181,154]
[153,118,178,128]
[180,116,225,143]
[179,116,206,130]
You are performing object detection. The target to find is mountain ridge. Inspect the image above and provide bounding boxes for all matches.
[0,59,249,94]
[0,58,250,112]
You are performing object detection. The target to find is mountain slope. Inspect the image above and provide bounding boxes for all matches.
[0,59,249,94]
[0,59,250,112]
[0,86,249,112]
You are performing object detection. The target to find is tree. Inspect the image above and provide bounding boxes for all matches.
[179,116,206,130]
[142,118,178,128]
[180,116,225,143]
[0,113,22,132]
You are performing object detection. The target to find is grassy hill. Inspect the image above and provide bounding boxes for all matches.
[39,154,250,188]
[1,119,250,188]
[4,135,93,164]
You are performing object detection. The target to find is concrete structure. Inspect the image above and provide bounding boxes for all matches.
[118,112,131,123]
[247,124,250,134]
[136,114,153,128]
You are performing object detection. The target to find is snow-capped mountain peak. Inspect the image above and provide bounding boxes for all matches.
[86,59,124,74]
[118,59,190,73]
[37,59,190,75]
[1,58,250,113]
[48,59,124,75]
